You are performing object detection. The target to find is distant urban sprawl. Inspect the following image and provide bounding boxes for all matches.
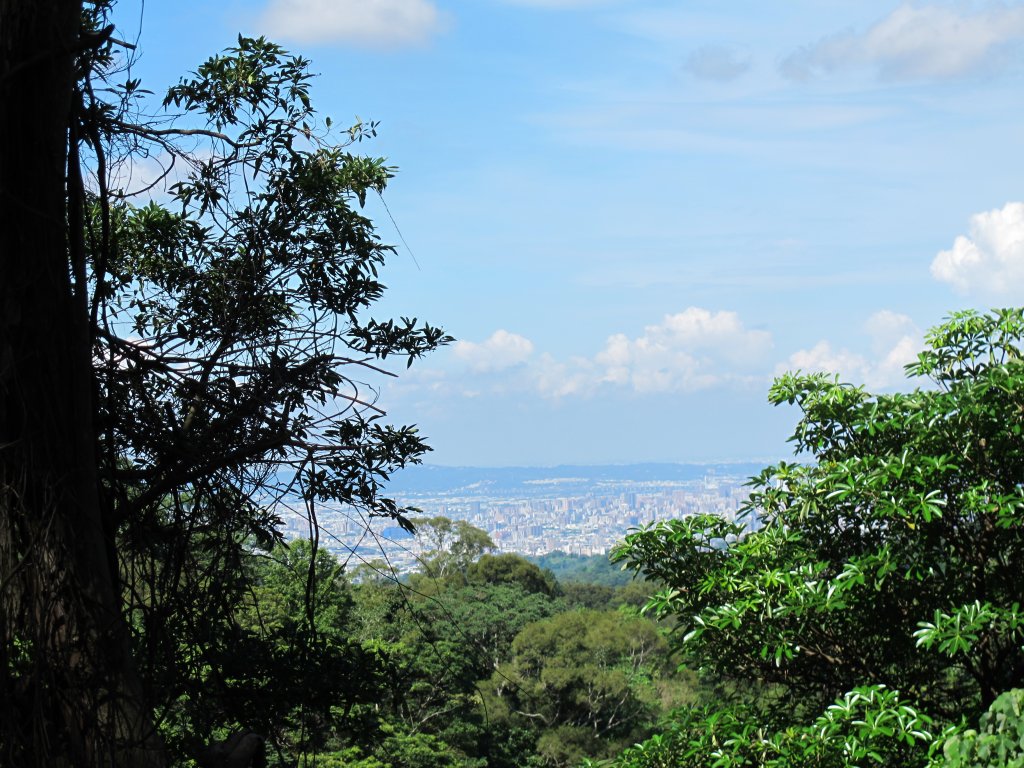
[280,463,766,572]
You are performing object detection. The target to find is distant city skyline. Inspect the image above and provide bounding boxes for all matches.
[281,462,759,570]
[122,0,1024,466]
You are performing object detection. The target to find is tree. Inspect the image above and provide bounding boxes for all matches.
[208,541,383,762]
[467,553,559,597]
[488,609,688,767]
[1,3,449,765]
[1,2,163,765]
[533,552,635,589]
[347,543,559,765]
[608,308,1024,766]
[412,517,496,580]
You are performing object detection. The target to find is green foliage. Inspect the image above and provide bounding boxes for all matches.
[244,539,352,637]
[411,517,496,580]
[559,579,652,613]
[467,553,560,596]
[560,582,617,610]
[488,609,692,766]
[593,685,937,768]
[348,550,560,763]
[532,552,635,588]
[320,727,481,768]
[940,689,1024,767]
[152,540,384,762]
[339,534,694,768]
[650,685,1024,768]
[609,309,1024,767]
[915,600,1024,660]
[440,582,561,676]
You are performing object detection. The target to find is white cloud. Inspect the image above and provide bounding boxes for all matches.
[784,341,867,378]
[778,311,922,389]
[399,310,926,403]
[533,353,598,398]
[684,45,751,82]
[931,201,1024,297]
[864,309,917,351]
[453,330,534,372]
[584,308,772,395]
[420,309,773,400]
[781,3,1024,81]
[257,0,443,46]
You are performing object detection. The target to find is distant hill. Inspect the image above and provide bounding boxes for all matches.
[386,462,765,497]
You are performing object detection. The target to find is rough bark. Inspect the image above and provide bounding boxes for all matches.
[0,1,164,765]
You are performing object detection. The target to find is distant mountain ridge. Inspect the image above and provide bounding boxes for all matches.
[386,462,767,496]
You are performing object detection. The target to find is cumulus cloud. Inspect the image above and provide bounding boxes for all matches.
[784,342,868,379]
[438,309,774,400]
[781,3,1024,81]
[778,311,923,389]
[533,353,598,398]
[403,310,926,403]
[931,202,1024,298]
[453,330,535,372]
[575,308,772,396]
[684,45,751,82]
[257,0,443,46]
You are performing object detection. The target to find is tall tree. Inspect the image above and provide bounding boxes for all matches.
[413,517,496,579]
[0,1,163,765]
[0,3,449,765]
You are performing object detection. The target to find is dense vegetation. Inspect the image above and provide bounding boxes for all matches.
[597,308,1024,768]
[155,306,1024,768]
[531,551,637,589]
[210,534,693,766]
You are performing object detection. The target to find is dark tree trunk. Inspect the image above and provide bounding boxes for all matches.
[0,1,164,765]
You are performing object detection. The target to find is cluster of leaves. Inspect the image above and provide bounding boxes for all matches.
[94,32,450,534]
[941,688,1024,767]
[602,308,1024,767]
[589,685,937,768]
[486,608,690,767]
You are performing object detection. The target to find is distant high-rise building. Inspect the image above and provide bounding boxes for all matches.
[704,468,718,491]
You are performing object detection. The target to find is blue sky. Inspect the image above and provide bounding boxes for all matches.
[120,0,1024,466]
